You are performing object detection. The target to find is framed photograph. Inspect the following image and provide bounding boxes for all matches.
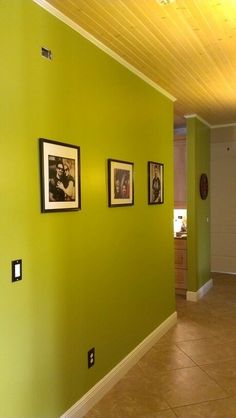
[199,173,208,200]
[108,159,134,207]
[39,138,81,212]
[148,161,164,204]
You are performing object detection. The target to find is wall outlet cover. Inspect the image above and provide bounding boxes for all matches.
[12,259,22,282]
[88,348,95,368]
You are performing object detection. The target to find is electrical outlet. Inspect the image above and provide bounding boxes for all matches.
[12,259,22,282]
[88,347,95,368]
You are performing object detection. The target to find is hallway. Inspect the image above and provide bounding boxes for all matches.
[85,273,236,417]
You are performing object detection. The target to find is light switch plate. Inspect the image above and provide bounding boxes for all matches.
[12,259,22,282]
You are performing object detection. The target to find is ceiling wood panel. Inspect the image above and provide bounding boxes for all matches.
[44,0,236,126]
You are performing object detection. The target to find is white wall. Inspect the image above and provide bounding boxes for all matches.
[211,126,236,273]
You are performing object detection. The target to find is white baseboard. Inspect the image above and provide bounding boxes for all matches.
[186,278,213,302]
[61,311,177,418]
[211,271,236,275]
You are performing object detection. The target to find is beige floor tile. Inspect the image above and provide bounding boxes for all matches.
[85,407,177,418]
[152,410,178,418]
[138,344,195,372]
[201,359,236,395]
[209,321,236,339]
[173,396,236,417]
[84,372,170,418]
[147,366,227,407]
[159,321,215,343]
[177,338,236,365]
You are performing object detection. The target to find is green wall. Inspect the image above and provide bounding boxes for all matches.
[0,1,175,416]
[187,117,211,292]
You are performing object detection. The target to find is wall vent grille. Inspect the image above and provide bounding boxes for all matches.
[41,47,52,60]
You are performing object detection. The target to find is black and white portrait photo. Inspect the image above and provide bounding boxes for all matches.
[148,161,164,205]
[48,156,75,202]
[39,138,80,212]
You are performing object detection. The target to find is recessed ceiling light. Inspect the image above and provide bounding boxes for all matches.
[156,0,175,5]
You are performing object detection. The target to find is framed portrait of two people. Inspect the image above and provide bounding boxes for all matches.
[39,138,81,212]
[108,159,134,207]
[148,161,164,205]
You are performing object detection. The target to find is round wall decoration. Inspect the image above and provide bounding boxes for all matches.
[200,173,208,200]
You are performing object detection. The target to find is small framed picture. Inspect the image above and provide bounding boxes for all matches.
[148,161,164,204]
[199,173,208,200]
[39,138,81,212]
[108,159,134,207]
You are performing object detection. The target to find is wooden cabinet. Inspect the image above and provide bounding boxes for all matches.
[174,138,186,208]
[174,238,187,295]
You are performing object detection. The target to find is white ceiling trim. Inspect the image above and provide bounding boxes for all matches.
[184,115,236,129]
[33,0,176,102]
[211,123,236,129]
[184,114,211,128]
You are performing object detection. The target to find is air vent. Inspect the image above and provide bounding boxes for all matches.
[41,47,52,60]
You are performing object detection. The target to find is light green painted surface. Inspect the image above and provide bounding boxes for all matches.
[0,1,175,416]
[187,118,210,292]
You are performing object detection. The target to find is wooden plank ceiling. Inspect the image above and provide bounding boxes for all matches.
[45,0,236,127]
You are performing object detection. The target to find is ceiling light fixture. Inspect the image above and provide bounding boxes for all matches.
[156,0,175,5]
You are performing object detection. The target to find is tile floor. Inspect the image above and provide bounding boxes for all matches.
[85,273,236,417]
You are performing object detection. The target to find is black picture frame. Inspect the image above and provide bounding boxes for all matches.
[108,159,134,207]
[148,161,164,204]
[200,173,208,200]
[39,138,81,212]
